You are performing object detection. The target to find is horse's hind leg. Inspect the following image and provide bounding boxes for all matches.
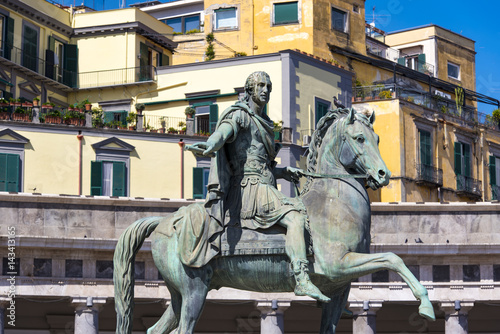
[320,285,350,334]
[339,252,435,321]
[147,288,182,334]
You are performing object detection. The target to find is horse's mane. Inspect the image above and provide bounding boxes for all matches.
[306,108,350,175]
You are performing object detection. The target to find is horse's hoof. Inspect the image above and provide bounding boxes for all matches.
[419,303,436,321]
[295,284,331,303]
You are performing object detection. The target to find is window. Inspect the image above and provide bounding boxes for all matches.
[352,5,359,13]
[463,265,480,282]
[454,142,471,190]
[193,167,210,199]
[408,265,420,280]
[494,265,500,281]
[96,260,113,279]
[34,258,52,277]
[135,261,145,280]
[331,7,347,32]
[194,103,218,135]
[139,43,168,80]
[315,98,330,126]
[22,24,38,72]
[419,129,433,182]
[0,153,20,192]
[103,110,128,127]
[214,7,238,30]
[448,62,460,80]
[3,16,14,60]
[489,155,500,200]
[372,270,389,282]
[432,265,450,282]
[65,259,83,278]
[91,161,126,196]
[165,14,200,34]
[274,2,298,25]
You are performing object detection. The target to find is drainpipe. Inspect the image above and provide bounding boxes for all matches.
[178,139,185,198]
[77,131,83,196]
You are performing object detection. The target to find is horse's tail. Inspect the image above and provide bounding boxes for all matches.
[114,216,162,334]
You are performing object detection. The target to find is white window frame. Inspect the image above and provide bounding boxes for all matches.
[331,5,349,33]
[448,62,460,80]
[213,7,238,31]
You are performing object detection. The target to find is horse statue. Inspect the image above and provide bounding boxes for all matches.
[114,108,435,334]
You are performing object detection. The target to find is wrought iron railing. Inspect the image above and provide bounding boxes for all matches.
[0,44,77,88]
[456,175,482,198]
[78,66,156,89]
[492,184,500,201]
[416,164,443,187]
[143,114,186,133]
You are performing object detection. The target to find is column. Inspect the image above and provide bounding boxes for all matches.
[137,114,144,132]
[440,301,474,334]
[256,300,290,334]
[349,301,383,334]
[32,105,40,124]
[85,111,92,128]
[186,117,194,136]
[72,297,106,334]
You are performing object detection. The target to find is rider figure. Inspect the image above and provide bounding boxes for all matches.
[190,71,330,303]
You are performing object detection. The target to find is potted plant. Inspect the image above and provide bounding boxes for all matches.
[91,107,104,128]
[167,127,178,134]
[33,97,40,107]
[492,109,500,129]
[45,110,62,124]
[22,100,33,108]
[12,106,30,122]
[185,106,196,119]
[160,116,167,130]
[378,90,392,99]
[178,121,186,134]
[135,103,145,114]
[0,98,9,107]
[0,105,9,120]
[126,111,137,130]
[273,121,283,142]
[42,102,55,109]
[82,99,92,111]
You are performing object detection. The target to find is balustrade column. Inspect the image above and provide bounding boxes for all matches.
[440,301,474,334]
[72,297,106,334]
[350,301,383,334]
[32,105,40,124]
[256,300,290,334]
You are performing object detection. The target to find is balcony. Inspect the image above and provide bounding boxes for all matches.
[0,44,77,90]
[416,164,443,187]
[456,175,482,198]
[353,84,497,131]
[78,66,156,89]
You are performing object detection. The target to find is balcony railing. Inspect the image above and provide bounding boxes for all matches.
[352,84,498,130]
[78,66,156,89]
[492,184,500,201]
[143,114,185,133]
[416,164,443,187]
[0,44,77,88]
[456,175,482,198]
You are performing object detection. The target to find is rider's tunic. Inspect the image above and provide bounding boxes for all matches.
[216,106,306,230]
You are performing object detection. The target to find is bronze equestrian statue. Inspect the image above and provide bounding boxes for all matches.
[114,72,435,334]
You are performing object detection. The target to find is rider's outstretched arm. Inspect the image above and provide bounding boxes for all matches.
[201,123,234,156]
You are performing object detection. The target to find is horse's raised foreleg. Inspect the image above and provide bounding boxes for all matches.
[339,252,435,321]
[319,285,350,334]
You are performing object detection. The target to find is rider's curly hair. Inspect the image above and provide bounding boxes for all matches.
[243,71,271,103]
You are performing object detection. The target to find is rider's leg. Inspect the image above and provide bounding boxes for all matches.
[279,211,330,303]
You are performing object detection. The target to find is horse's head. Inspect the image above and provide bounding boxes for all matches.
[337,108,391,190]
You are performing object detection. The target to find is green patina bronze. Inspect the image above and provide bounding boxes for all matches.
[114,72,435,334]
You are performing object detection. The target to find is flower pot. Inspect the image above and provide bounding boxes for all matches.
[355,97,362,102]
[0,103,9,107]
[43,105,53,109]
[12,113,30,122]
[45,116,61,124]
[0,111,10,120]
[150,129,158,133]
[85,104,92,111]
[22,102,33,107]
[33,100,40,107]
[128,126,135,131]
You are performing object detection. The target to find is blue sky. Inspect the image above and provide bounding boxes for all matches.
[58,0,500,113]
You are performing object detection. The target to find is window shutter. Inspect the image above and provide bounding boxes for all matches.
[6,154,19,192]
[192,167,204,199]
[112,161,126,197]
[454,142,462,175]
[120,111,128,127]
[45,49,55,80]
[463,143,471,177]
[417,53,426,73]
[139,42,150,81]
[63,44,78,87]
[48,36,56,51]
[160,53,169,66]
[22,25,38,72]
[4,16,14,60]
[274,2,298,25]
[397,57,405,66]
[419,130,431,165]
[90,161,103,195]
[103,111,115,124]
[490,155,497,186]
[315,100,329,125]
[209,104,219,134]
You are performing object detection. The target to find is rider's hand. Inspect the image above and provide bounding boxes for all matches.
[190,142,215,157]
[283,167,304,183]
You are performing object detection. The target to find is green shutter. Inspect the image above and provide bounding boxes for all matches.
[48,36,56,51]
[63,44,78,87]
[397,57,405,66]
[112,161,126,196]
[90,161,103,195]
[315,100,329,125]
[193,167,204,199]
[274,2,298,24]
[209,104,219,134]
[454,142,462,176]
[419,130,431,165]
[120,111,128,127]
[139,42,149,81]
[463,143,471,177]
[417,53,426,73]
[4,16,14,60]
[160,53,169,66]
[22,25,38,72]
[490,156,497,186]
[103,111,115,124]
[0,153,19,192]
